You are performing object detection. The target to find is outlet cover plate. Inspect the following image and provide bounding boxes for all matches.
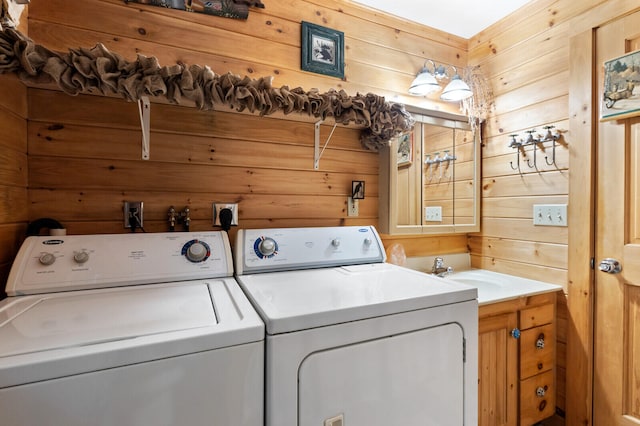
[347,197,359,217]
[425,206,442,222]
[533,204,567,226]
[213,203,239,226]
[124,201,143,228]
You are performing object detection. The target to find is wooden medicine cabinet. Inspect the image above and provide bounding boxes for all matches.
[379,109,481,235]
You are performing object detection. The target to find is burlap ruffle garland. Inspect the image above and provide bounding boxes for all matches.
[0,28,413,150]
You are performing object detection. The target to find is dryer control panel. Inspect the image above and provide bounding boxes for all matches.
[6,231,233,296]
[235,226,385,274]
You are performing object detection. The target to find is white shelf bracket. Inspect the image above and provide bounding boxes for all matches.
[314,120,338,170]
[138,96,150,160]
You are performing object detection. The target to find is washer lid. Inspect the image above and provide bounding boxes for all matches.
[0,279,265,387]
[236,263,477,335]
[0,283,216,358]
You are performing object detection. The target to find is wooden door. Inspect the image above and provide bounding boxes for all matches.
[478,312,518,426]
[594,10,640,424]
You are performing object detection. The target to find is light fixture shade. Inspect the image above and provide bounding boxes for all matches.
[408,69,440,96]
[440,75,473,102]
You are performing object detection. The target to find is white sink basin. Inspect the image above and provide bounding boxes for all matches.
[445,269,562,305]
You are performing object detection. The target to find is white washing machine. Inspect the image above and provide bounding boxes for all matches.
[234,225,478,426]
[0,231,264,426]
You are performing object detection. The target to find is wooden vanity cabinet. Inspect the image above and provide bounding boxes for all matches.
[478,292,558,426]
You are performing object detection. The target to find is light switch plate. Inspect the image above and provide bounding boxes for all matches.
[533,204,567,226]
[425,206,442,222]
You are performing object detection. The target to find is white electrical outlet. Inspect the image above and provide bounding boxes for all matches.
[425,206,442,222]
[533,204,567,226]
[347,197,359,217]
[213,203,239,226]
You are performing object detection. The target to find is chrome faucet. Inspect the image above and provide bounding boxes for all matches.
[431,257,454,277]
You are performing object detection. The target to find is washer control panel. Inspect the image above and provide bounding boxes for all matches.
[235,226,385,274]
[6,231,233,296]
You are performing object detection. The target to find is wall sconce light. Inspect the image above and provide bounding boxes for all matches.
[409,60,473,102]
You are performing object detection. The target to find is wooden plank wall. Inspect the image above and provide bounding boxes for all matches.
[14,0,470,256]
[0,74,28,297]
[468,0,640,418]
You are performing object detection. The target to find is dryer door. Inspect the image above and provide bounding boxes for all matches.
[298,322,465,426]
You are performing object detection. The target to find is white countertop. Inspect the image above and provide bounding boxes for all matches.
[443,269,563,305]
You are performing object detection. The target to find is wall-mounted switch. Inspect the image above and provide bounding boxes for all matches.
[533,204,567,226]
[213,203,238,226]
[425,206,442,222]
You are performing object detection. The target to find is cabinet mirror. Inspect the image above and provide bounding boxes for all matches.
[379,109,480,235]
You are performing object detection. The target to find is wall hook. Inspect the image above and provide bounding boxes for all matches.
[543,126,561,166]
[526,137,539,169]
[508,135,522,173]
[441,150,456,179]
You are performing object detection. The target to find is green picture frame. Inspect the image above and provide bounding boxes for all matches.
[301,21,345,79]
[601,48,640,121]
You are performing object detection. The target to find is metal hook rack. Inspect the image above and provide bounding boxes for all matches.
[508,126,562,173]
[424,150,456,180]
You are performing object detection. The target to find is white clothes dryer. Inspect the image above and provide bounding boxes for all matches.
[234,225,478,426]
[0,231,264,426]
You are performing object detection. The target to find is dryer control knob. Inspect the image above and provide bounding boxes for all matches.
[186,242,209,262]
[363,237,372,246]
[331,238,341,248]
[74,251,90,264]
[258,238,277,257]
[39,252,56,266]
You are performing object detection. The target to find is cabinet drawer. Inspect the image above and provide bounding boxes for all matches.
[520,323,555,378]
[519,303,554,330]
[520,370,555,425]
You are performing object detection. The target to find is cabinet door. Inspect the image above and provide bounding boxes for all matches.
[478,312,518,426]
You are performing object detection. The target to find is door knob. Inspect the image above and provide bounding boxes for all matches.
[599,258,622,274]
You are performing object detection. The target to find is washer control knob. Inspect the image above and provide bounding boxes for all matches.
[331,238,341,248]
[258,238,277,257]
[39,252,56,266]
[74,251,90,264]
[186,242,209,262]
[363,237,372,246]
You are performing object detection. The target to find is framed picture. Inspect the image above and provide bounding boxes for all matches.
[301,21,344,79]
[601,49,640,121]
[396,132,413,168]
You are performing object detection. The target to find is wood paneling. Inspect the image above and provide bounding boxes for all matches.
[26,89,380,232]
[2,0,638,419]
[0,73,28,297]
[469,1,639,421]
[26,0,467,113]
[18,0,471,260]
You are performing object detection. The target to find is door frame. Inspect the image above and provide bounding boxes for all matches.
[566,29,596,426]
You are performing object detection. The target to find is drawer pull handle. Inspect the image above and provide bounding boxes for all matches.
[537,362,543,370]
[538,400,547,411]
[511,328,521,339]
[536,386,546,397]
[536,333,545,349]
